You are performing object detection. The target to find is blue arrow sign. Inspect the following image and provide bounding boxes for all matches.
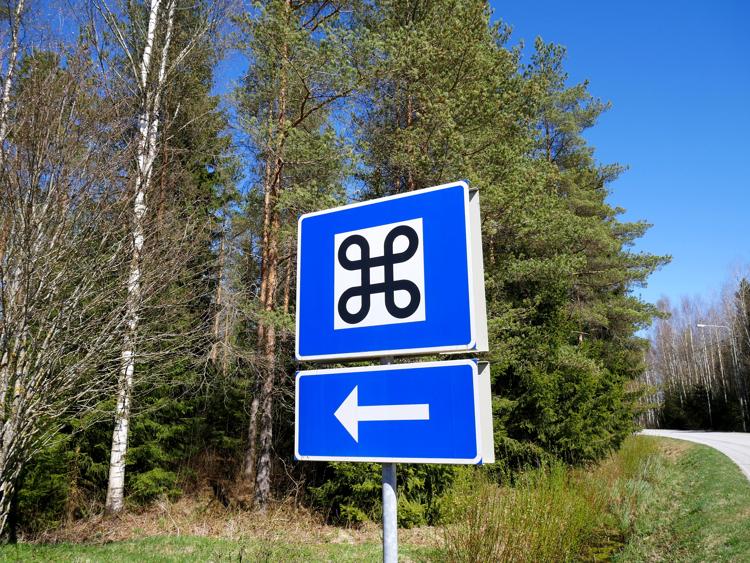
[296,181,487,361]
[295,360,488,464]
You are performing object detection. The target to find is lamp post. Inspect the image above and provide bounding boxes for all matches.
[696,323,746,432]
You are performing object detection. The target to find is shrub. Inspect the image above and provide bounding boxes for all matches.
[129,468,181,505]
[308,463,457,527]
[441,464,600,562]
[440,436,661,562]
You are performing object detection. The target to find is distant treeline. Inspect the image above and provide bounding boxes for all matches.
[0,0,666,537]
[640,277,750,431]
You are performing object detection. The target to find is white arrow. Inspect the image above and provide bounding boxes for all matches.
[334,385,430,442]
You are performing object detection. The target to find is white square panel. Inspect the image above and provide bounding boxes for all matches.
[334,218,426,330]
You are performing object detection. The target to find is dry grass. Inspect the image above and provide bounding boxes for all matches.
[30,487,439,551]
[22,437,663,561]
[654,438,691,462]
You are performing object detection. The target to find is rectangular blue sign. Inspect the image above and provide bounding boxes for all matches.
[296,181,481,360]
[295,360,485,464]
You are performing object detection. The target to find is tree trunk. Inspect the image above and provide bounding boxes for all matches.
[282,244,293,317]
[254,199,281,507]
[0,0,25,150]
[105,0,176,514]
[239,0,291,509]
[210,226,226,363]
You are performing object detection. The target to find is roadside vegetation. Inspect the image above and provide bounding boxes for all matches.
[616,439,750,562]
[441,435,660,561]
[8,436,748,562]
[441,436,750,562]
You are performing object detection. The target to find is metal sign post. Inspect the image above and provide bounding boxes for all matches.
[382,462,397,563]
[380,357,397,563]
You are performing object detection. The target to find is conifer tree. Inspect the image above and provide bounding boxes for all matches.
[359,0,526,196]
[234,0,360,507]
[485,38,668,462]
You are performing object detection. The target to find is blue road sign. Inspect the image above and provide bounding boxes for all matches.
[295,360,489,464]
[296,181,486,360]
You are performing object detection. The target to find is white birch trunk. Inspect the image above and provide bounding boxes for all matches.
[0,0,25,150]
[105,0,177,514]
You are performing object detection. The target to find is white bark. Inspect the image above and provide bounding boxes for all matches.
[104,0,177,514]
[0,0,25,149]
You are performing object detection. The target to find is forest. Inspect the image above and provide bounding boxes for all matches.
[0,0,670,538]
[641,276,750,432]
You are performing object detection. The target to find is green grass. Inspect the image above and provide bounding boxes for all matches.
[439,435,750,562]
[0,535,440,562]
[616,437,750,562]
[438,436,664,562]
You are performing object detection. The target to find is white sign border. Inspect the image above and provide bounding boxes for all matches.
[295,181,478,361]
[294,359,484,464]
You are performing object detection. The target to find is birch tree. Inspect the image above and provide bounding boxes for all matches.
[644,279,750,431]
[0,0,24,150]
[94,0,224,513]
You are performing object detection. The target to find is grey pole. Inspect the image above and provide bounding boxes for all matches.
[380,356,397,563]
[382,462,397,563]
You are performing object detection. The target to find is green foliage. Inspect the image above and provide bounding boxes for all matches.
[277,0,666,526]
[16,439,77,535]
[128,468,180,504]
[356,1,666,473]
[308,463,456,527]
[308,463,380,525]
[17,409,113,533]
[477,37,666,466]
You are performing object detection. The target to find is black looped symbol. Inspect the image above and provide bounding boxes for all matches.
[337,225,421,325]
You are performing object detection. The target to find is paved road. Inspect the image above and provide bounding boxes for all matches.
[641,429,750,481]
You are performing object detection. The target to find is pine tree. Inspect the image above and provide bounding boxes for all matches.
[233,0,360,507]
[485,38,668,462]
[358,0,526,196]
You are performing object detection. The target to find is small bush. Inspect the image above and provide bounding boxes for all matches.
[129,468,181,504]
[308,462,456,526]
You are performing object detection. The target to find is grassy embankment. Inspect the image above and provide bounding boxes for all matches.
[616,438,750,562]
[2,435,749,562]
[441,435,659,561]
[443,436,750,561]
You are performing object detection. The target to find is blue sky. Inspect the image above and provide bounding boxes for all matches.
[492,0,750,306]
